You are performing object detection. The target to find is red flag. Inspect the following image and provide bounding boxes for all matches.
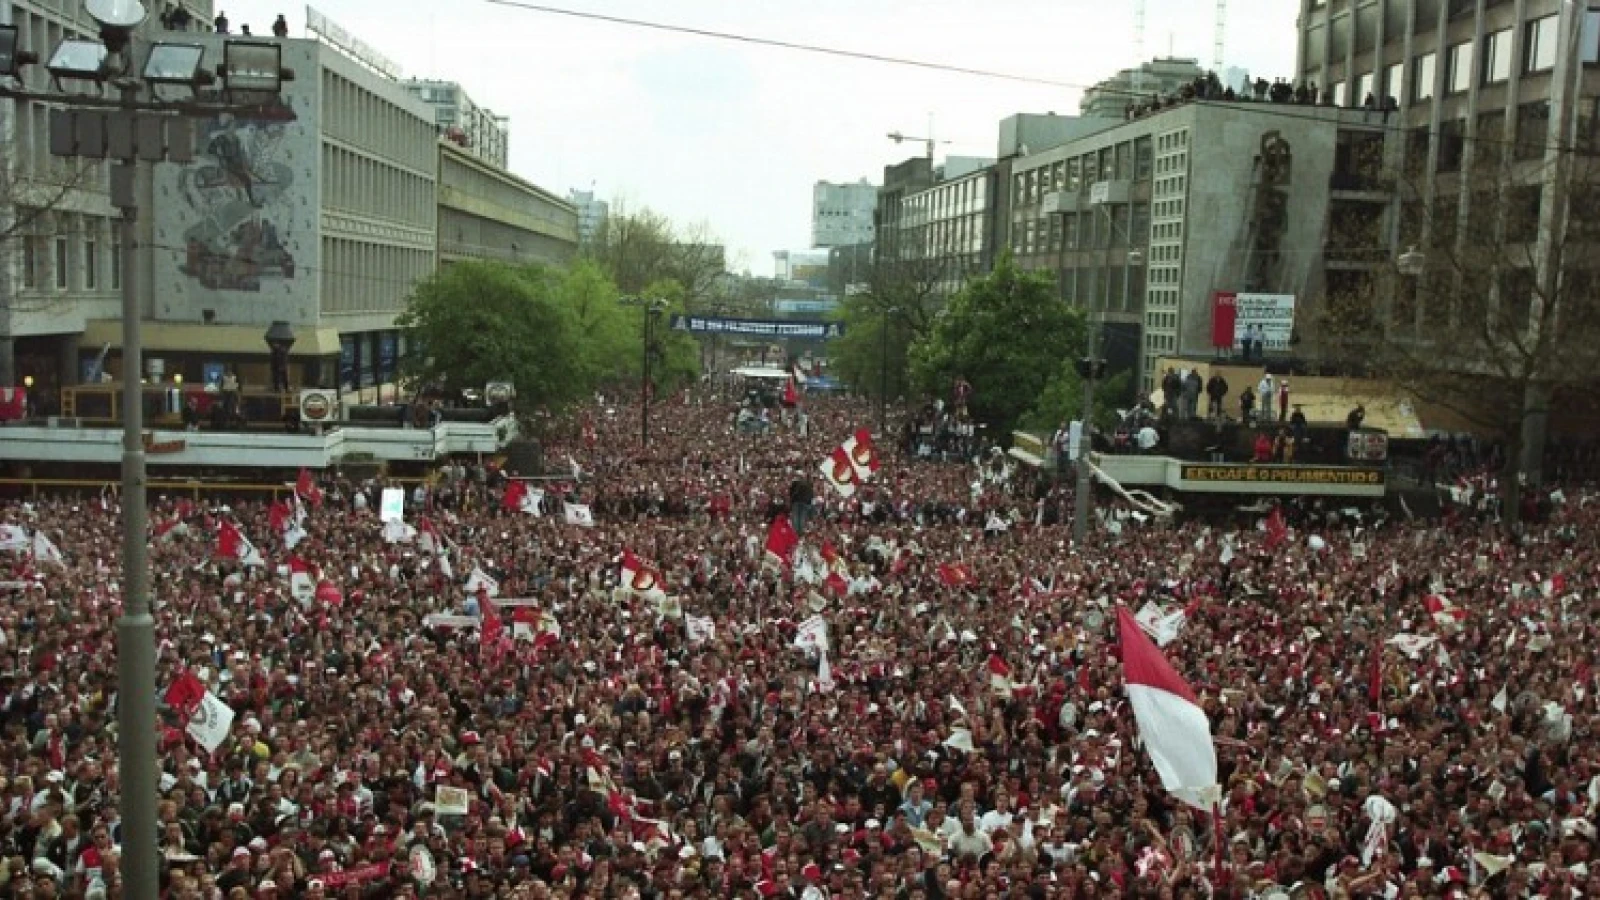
[482,608,504,652]
[1117,606,1218,807]
[314,579,343,607]
[268,500,291,535]
[295,468,323,507]
[1264,507,1288,551]
[985,654,1011,678]
[164,670,206,716]
[502,480,528,513]
[215,520,262,565]
[765,515,798,566]
[820,541,849,596]
[938,563,975,588]
[782,377,799,407]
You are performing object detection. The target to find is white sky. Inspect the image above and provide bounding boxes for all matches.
[212,0,1299,273]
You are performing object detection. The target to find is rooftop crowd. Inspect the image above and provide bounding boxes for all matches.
[0,386,1594,900]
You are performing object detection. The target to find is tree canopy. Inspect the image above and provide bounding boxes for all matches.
[908,254,1091,436]
[827,255,954,400]
[397,260,701,414]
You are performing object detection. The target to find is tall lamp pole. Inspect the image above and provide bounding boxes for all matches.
[0,11,292,899]
[877,305,897,433]
[639,298,667,447]
[1073,333,1106,546]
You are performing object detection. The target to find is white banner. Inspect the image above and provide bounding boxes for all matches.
[423,614,481,629]
[434,785,470,816]
[686,615,715,643]
[1232,293,1296,352]
[186,691,236,753]
[563,503,595,527]
[794,614,829,652]
[466,566,500,598]
[379,488,405,523]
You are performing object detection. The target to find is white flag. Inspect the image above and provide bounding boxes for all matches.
[31,531,64,567]
[283,520,306,550]
[686,615,715,644]
[186,691,236,753]
[466,566,500,598]
[814,649,835,693]
[382,520,417,544]
[563,502,595,528]
[793,614,829,652]
[1491,685,1509,714]
[0,525,27,552]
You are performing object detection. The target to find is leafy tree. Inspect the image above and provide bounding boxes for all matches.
[1022,367,1131,434]
[553,259,631,388]
[397,261,587,411]
[908,254,1089,436]
[588,204,726,301]
[827,255,952,399]
[636,278,701,396]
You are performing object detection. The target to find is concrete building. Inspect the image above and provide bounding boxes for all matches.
[997,112,1120,159]
[873,157,935,263]
[1008,100,1394,390]
[0,0,213,396]
[812,179,878,248]
[437,141,577,268]
[402,79,509,170]
[71,34,440,396]
[568,189,609,246]
[1080,58,1208,119]
[896,165,1000,297]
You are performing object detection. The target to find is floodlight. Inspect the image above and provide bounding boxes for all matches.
[0,24,40,78]
[85,0,148,29]
[219,41,283,94]
[143,42,207,86]
[46,39,109,81]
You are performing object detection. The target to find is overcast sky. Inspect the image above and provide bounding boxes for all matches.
[215,0,1299,274]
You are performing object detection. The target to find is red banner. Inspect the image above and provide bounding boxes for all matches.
[1210,292,1238,349]
[319,862,392,890]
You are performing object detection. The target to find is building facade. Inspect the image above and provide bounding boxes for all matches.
[568,189,609,247]
[874,157,935,263]
[1080,58,1208,119]
[438,142,577,269]
[0,0,213,397]
[811,179,878,248]
[402,79,509,170]
[75,35,440,395]
[1008,101,1392,390]
[896,166,999,296]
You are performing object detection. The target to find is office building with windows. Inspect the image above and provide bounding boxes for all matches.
[812,179,878,248]
[894,165,1000,297]
[438,141,577,269]
[403,79,509,170]
[1007,100,1391,390]
[1080,58,1209,119]
[569,189,609,246]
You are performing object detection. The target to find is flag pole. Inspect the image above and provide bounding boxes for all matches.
[1212,802,1226,890]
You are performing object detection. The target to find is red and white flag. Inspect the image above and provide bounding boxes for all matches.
[287,556,316,602]
[820,541,849,595]
[619,551,666,599]
[938,563,975,588]
[985,654,1013,694]
[1117,606,1218,809]
[503,480,542,516]
[1424,594,1467,627]
[417,517,444,555]
[314,579,344,607]
[818,446,861,498]
[839,428,880,482]
[215,520,264,567]
[512,607,561,648]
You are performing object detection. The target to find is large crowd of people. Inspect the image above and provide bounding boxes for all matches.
[0,385,1593,900]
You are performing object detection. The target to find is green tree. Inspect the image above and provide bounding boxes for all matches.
[1022,368,1131,434]
[397,261,587,411]
[908,254,1088,436]
[553,259,631,388]
[637,278,701,395]
[827,255,952,399]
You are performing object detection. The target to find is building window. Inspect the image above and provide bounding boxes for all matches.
[84,239,97,290]
[1516,100,1551,160]
[1484,28,1512,83]
[54,237,68,290]
[1413,52,1436,102]
[1525,14,1558,73]
[111,241,122,290]
[1355,71,1374,106]
[1446,41,1474,94]
[1383,62,1403,105]
[21,238,37,289]
[1585,10,1600,65]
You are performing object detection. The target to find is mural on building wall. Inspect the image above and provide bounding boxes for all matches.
[176,103,300,292]
[153,40,319,327]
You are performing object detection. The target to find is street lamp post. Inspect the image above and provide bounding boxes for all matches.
[635,298,668,447]
[0,10,291,900]
[877,305,898,433]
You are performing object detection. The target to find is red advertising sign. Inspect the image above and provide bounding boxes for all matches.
[1210,292,1238,349]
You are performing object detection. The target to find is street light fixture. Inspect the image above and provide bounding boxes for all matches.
[0,8,295,900]
[220,40,285,94]
[0,25,39,78]
[46,39,110,82]
[142,42,208,86]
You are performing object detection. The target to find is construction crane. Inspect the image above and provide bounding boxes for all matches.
[1213,0,1227,72]
[887,130,951,161]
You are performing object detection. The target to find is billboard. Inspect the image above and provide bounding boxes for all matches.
[1218,292,1296,352]
[669,315,843,340]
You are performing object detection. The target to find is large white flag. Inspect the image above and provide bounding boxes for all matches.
[31,531,64,567]
[793,614,829,652]
[0,525,28,552]
[186,691,236,753]
[466,566,500,598]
